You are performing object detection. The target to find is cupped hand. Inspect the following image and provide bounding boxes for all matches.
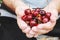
[27,7,58,38]
[15,3,58,38]
[15,3,35,38]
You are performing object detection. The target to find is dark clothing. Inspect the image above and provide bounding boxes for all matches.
[0,3,37,40]
[0,2,60,40]
[0,17,36,40]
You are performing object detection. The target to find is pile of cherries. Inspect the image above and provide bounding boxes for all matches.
[21,8,51,28]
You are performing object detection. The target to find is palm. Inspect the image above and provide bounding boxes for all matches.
[15,5,58,38]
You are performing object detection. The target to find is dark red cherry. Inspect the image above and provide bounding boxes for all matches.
[42,17,49,23]
[24,9,31,15]
[41,16,46,19]
[27,14,32,21]
[35,8,40,12]
[33,11,39,16]
[46,12,51,18]
[21,15,27,21]
[31,10,35,14]
[29,20,38,27]
[40,10,46,16]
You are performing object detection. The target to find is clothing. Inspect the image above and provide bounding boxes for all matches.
[0,2,37,40]
[0,0,60,40]
[0,17,36,40]
[22,0,51,8]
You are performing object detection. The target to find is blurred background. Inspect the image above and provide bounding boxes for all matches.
[0,0,60,40]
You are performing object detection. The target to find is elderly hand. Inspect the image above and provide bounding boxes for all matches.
[26,7,58,38]
[15,1,58,38]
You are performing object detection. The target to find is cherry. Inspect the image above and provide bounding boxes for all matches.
[33,11,39,16]
[29,20,38,27]
[46,12,51,18]
[42,17,49,23]
[22,8,51,27]
[40,10,46,16]
[41,16,46,19]
[24,9,31,15]
[27,14,32,21]
[31,10,35,14]
[21,15,27,21]
[35,8,40,12]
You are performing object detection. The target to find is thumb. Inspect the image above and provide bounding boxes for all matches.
[15,6,25,17]
[17,17,28,30]
[50,10,58,23]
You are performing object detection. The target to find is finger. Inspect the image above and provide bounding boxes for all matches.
[32,24,44,33]
[50,10,58,22]
[37,29,49,35]
[42,21,56,30]
[42,22,52,30]
[26,30,36,38]
[29,30,36,35]
[34,33,39,38]
[26,33,34,38]
[50,15,57,22]
[32,27,38,32]
[37,24,44,29]
[22,27,31,33]
[34,29,49,38]
[17,17,28,30]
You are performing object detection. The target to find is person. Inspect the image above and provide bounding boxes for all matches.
[3,0,60,38]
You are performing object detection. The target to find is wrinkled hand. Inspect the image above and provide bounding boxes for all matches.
[15,4,58,38]
[26,8,58,38]
[15,4,34,38]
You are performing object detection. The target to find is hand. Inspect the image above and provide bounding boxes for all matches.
[26,7,58,38]
[15,2,58,38]
[15,2,33,37]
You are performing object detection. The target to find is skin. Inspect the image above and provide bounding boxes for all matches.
[3,0,60,38]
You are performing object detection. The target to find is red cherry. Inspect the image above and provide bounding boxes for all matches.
[46,12,51,18]
[24,9,31,15]
[40,10,46,16]
[21,15,27,21]
[42,17,49,23]
[29,20,38,27]
[31,10,35,14]
[41,16,46,19]
[35,8,40,12]
[27,14,32,21]
[33,11,39,16]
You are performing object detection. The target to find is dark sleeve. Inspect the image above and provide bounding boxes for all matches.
[0,17,37,40]
[45,18,60,37]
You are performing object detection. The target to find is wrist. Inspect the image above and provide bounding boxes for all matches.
[12,0,29,10]
[44,5,58,20]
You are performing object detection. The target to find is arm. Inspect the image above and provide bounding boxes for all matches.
[45,0,60,12]
[3,0,15,11]
[3,0,29,11]
[3,0,60,38]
